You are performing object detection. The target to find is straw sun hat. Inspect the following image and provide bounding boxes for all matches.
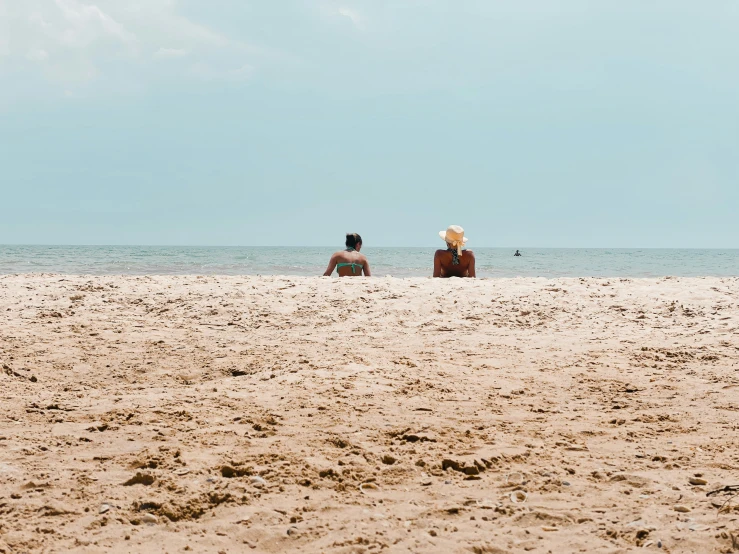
[439,225,468,256]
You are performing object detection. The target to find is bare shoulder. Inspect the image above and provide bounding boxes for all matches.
[464,249,475,257]
[434,249,447,256]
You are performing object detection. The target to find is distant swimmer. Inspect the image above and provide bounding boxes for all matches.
[433,225,476,278]
[514,250,522,257]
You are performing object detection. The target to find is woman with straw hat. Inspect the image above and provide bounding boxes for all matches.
[433,225,476,278]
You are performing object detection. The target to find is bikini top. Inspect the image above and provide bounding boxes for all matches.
[336,248,364,274]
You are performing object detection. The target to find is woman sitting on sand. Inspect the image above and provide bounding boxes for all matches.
[433,225,476,278]
[323,233,372,277]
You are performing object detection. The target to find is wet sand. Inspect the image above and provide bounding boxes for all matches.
[1,275,738,553]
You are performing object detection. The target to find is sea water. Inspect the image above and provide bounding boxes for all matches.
[0,245,737,278]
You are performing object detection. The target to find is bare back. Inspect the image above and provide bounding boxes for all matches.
[433,249,476,278]
[323,250,371,277]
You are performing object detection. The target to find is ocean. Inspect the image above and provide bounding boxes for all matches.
[0,245,737,278]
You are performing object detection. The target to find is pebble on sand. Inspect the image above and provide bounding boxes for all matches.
[359,482,380,495]
[250,476,266,488]
[141,513,158,524]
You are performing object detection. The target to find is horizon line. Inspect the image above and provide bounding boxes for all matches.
[0,244,737,250]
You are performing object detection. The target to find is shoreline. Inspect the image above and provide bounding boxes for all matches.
[1,275,738,553]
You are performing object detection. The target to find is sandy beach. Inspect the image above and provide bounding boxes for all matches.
[1,274,738,554]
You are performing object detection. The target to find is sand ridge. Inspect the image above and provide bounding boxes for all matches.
[0,275,738,553]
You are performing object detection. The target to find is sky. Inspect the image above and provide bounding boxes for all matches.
[1,0,738,248]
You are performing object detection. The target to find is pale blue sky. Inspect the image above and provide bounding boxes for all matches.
[1,1,738,247]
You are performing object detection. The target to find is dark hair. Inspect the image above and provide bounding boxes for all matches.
[345,233,362,248]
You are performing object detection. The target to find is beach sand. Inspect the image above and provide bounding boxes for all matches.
[1,275,738,553]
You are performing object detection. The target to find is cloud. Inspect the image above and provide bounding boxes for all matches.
[320,2,364,29]
[337,7,362,27]
[26,48,49,62]
[0,0,257,99]
[53,0,136,46]
[153,47,188,60]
